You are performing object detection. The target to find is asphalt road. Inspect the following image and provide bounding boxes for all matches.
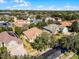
[41,48,62,59]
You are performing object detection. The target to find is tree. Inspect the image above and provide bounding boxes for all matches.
[31,32,49,51]
[36,20,47,28]
[0,16,14,22]
[36,15,41,19]
[28,23,36,29]
[46,20,53,24]
[0,42,10,59]
[15,27,23,36]
[59,33,79,53]
[71,21,79,32]
[31,32,55,51]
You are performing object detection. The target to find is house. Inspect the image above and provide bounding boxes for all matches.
[60,21,72,27]
[14,17,31,27]
[43,24,60,34]
[27,17,32,24]
[13,16,17,22]
[27,17,34,23]
[71,19,79,23]
[45,17,55,22]
[14,20,27,27]
[23,27,42,42]
[32,19,42,24]
[0,21,12,27]
[27,17,31,21]
[45,17,62,24]
[43,24,70,35]
[59,26,71,35]
[27,17,42,24]
[59,21,73,35]
[53,17,62,24]
[0,12,11,15]
[54,17,62,22]
[61,27,68,33]
[0,31,27,56]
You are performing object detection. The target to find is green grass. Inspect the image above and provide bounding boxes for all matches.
[70,54,78,59]
[59,52,74,59]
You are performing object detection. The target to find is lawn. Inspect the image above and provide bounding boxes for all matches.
[70,54,78,59]
[59,52,74,59]
[20,35,38,56]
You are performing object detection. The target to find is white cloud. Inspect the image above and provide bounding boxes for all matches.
[6,0,31,10]
[6,7,13,10]
[62,3,79,10]
[14,0,31,7]
[0,0,5,3]
[6,6,18,10]
[14,0,23,3]
[35,5,61,10]
[64,5,79,10]
[33,3,79,10]
[6,5,31,10]
[19,2,31,7]
[5,1,79,10]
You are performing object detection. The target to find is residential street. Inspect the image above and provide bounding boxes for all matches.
[47,50,61,59]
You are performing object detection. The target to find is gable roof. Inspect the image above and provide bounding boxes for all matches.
[23,27,42,40]
[0,31,22,44]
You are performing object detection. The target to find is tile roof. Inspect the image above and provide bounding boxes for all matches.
[60,21,72,27]
[71,19,79,23]
[0,31,22,44]
[14,20,26,27]
[23,27,42,40]
[43,24,60,34]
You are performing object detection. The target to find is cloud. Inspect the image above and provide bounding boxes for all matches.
[36,4,79,10]
[6,7,13,10]
[6,5,31,10]
[64,5,79,10]
[5,0,32,10]
[4,1,79,10]
[14,0,31,7]
[34,5,61,10]
[0,0,5,3]
[32,3,79,10]
[6,5,18,10]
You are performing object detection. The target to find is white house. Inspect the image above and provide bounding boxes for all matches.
[62,27,68,34]
[45,17,55,22]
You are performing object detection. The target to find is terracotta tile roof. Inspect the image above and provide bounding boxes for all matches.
[23,27,42,40]
[14,20,26,27]
[0,31,22,44]
[71,19,79,23]
[60,21,72,27]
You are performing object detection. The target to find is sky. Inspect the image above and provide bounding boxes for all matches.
[0,0,79,10]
